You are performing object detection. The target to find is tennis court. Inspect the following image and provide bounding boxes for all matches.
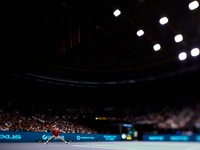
[1,141,200,150]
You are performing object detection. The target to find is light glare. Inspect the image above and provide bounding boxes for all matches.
[191,48,200,57]
[153,44,161,51]
[174,34,183,43]
[113,9,121,17]
[159,17,168,25]
[179,52,187,60]
[189,1,199,10]
[137,29,144,37]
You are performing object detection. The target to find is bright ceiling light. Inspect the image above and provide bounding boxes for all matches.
[137,29,144,37]
[179,52,187,61]
[153,44,161,51]
[174,34,183,43]
[159,17,168,25]
[191,48,200,57]
[189,1,199,10]
[113,9,121,17]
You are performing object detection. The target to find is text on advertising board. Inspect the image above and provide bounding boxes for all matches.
[0,134,21,140]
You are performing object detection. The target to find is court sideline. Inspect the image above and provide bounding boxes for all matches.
[0,141,200,150]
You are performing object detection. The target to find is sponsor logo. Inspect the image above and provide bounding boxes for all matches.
[76,135,81,140]
[148,136,164,141]
[104,135,117,141]
[0,134,21,140]
[196,136,200,141]
[42,135,52,140]
[76,135,94,141]
[42,135,64,140]
[121,134,126,139]
[170,136,189,141]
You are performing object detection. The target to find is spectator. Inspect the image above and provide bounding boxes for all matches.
[0,111,97,134]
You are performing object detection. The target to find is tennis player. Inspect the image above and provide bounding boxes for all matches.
[44,125,69,144]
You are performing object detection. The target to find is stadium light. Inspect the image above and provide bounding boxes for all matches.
[189,1,199,10]
[174,34,183,43]
[191,48,200,57]
[137,29,144,37]
[113,9,121,17]
[153,44,161,51]
[159,17,168,25]
[178,52,187,60]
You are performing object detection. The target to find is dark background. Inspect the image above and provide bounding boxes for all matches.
[4,0,200,112]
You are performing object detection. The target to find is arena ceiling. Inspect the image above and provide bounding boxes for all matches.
[6,0,200,86]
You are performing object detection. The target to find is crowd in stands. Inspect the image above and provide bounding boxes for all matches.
[94,104,200,132]
[0,111,97,134]
[132,107,196,129]
[0,101,200,133]
[194,116,200,132]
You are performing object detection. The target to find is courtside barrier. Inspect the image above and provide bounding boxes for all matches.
[143,134,200,142]
[0,131,120,142]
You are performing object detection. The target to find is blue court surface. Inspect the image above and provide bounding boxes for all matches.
[0,141,200,150]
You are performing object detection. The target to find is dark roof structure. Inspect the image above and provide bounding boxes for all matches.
[6,0,200,88]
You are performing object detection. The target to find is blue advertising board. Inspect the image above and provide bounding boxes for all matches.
[0,131,120,142]
[143,134,200,142]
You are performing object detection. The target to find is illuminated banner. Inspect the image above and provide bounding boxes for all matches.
[0,131,120,142]
[143,134,200,142]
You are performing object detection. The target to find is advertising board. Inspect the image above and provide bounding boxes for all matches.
[0,131,120,142]
[143,134,200,142]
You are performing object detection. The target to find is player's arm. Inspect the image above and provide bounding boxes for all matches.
[59,130,66,133]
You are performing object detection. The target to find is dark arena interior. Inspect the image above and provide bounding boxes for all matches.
[2,0,200,149]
